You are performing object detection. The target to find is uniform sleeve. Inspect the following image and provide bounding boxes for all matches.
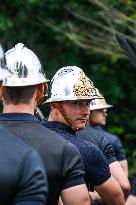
[62,141,85,190]
[77,129,117,165]
[99,135,117,164]
[112,136,126,161]
[82,141,111,188]
[14,149,48,205]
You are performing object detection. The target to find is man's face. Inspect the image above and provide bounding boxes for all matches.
[89,109,108,126]
[58,100,90,129]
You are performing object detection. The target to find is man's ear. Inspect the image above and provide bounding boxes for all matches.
[51,102,59,110]
[50,102,61,117]
[36,83,44,101]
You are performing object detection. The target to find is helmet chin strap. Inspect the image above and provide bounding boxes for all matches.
[55,103,79,131]
[36,83,48,107]
[35,83,48,115]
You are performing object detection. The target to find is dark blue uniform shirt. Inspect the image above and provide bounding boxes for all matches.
[0,128,48,205]
[0,113,85,205]
[43,120,111,190]
[77,124,116,164]
[95,126,126,161]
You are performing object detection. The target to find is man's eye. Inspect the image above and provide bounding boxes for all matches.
[86,101,90,106]
[73,101,79,106]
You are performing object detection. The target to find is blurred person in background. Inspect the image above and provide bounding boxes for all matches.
[77,92,130,200]
[89,97,128,176]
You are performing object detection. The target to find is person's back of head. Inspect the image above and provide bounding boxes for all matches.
[2,43,49,108]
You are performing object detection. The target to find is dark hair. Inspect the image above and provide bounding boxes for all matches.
[3,85,36,105]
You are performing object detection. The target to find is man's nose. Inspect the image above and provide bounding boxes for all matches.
[82,104,90,114]
[104,111,108,117]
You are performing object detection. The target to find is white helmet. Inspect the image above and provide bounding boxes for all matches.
[90,95,113,110]
[2,43,49,86]
[0,44,13,81]
[46,66,102,103]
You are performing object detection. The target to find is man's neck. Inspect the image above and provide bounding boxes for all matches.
[3,104,35,115]
[48,113,67,125]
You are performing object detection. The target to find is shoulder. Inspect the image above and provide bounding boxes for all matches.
[0,128,48,204]
[77,126,101,145]
[32,121,72,146]
[76,136,108,163]
[0,128,33,155]
[77,127,111,151]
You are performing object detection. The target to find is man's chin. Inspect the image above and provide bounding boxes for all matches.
[102,122,106,126]
[76,124,86,130]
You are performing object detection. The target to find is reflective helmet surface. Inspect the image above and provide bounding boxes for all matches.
[46,66,102,103]
[90,95,113,110]
[2,43,49,86]
[0,44,13,81]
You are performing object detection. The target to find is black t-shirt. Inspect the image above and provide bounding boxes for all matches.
[0,113,85,205]
[77,125,116,164]
[0,128,48,205]
[43,121,111,191]
[95,126,126,161]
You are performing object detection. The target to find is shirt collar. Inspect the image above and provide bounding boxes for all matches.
[43,120,75,135]
[0,113,38,122]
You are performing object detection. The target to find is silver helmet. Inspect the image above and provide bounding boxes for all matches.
[90,93,113,110]
[0,44,13,81]
[2,43,49,86]
[46,66,102,103]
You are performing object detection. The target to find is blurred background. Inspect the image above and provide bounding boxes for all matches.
[0,0,136,177]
